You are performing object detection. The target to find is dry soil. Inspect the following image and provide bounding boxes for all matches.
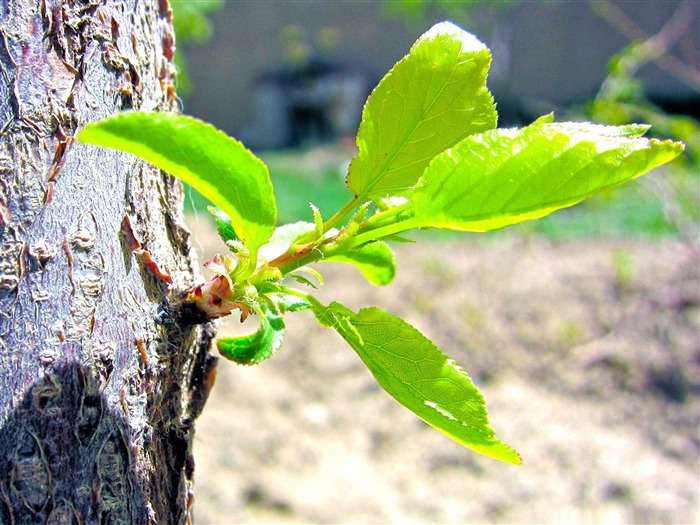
[189,217,699,524]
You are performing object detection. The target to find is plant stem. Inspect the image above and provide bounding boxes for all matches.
[277,285,313,303]
[362,200,413,230]
[277,286,336,327]
[323,197,359,233]
[344,217,420,251]
[265,244,326,280]
[266,201,418,278]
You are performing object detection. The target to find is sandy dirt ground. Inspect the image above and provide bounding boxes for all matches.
[187,217,699,524]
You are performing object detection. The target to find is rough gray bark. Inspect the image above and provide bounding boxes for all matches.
[0,1,216,523]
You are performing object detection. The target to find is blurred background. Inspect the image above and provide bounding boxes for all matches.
[177,0,699,144]
[170,1,699,523]
[174,0,698,239]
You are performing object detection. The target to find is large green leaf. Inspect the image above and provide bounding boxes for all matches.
[347,21,496,203]
[325,241,396,286]
[77,112,276,261]
[410,121,685,232]
[323,303,521,464]
[217,305,284,365]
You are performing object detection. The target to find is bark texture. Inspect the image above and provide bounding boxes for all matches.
[0,1,216,523]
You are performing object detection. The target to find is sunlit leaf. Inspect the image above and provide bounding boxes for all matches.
[77,112,276,263]
[259,222,315,262]
[410,121,684,232]
[347,21,496,203]
[325,241,396,286]
[217,305,284,365]
[208,207,239,244]
[319,303,521,464]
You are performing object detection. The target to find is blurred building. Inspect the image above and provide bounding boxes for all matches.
[178,0,698,149]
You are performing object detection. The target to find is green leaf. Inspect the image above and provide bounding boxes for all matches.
[325,303,521,464]
[410,121,685,232]
[259,222,315,262]
[310,203,324,239]
[217,305,284,365]
[268,292,311,313]
[272,293,310,313]
[77,112,277,264]
[254,282,312,313]
[208,207,239,244]
[325,241,396,286]
[347,21,497,203]
[287,266,325,288]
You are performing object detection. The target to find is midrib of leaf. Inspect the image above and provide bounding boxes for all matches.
[411,125,683,231]
[532,141,638,207]
[359,62,461,199]
[435,133,546,215]
[331,305,522,464]
[501,147,601,214]
[361,332,490,431]
[443,148,643,222]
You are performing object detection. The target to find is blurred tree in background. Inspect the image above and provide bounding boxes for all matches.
[171,0,223,97]
[584,1,699,242]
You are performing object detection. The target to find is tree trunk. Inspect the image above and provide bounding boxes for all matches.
[0,1,216,523]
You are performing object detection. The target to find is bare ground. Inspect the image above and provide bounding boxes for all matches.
[189,217,699,524]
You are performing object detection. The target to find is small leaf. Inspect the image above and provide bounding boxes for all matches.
[287,266,324,288]
[268,292,311,313]
[288,274,318,288]
[259,222,315,261]
[410,121,685,232]
[326,304,521,464]
[347,22,497,203]
[533,113,554,125]
[208,207,239,243]
[217,305,284,365]
[77,112,277,264]
[325,241,396,286]
[310,203,324,239]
